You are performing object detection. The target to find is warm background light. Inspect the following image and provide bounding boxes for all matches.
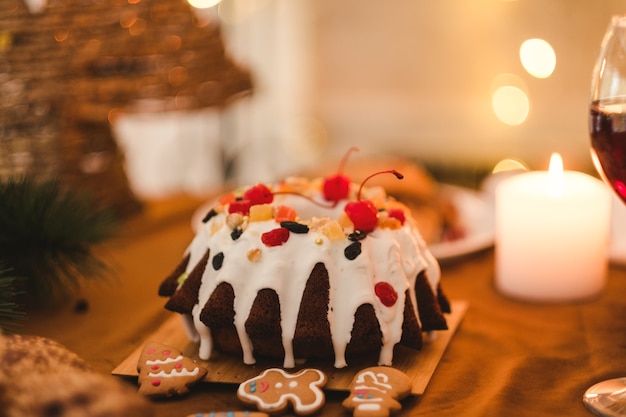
[492,86,530,126]
[188,0,221,9]
[492,159,528,174]
[520,38,557,79]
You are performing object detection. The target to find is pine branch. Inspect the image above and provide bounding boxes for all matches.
[0,265,26,332]
[0,177,118,307]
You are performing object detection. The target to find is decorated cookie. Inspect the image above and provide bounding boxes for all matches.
[237,368,327,415]
[137,341,207,398]
[186,413,269,417]
[342,366,412,417]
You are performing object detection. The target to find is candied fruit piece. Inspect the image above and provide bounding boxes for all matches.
[219,192,237,205]
[274,205,297,223]
[387,208,406,225]
[243,183,274,205]
[228,199,252,215]
[321,220,346,241]
[249,204,273,222]
[375,281,398,307]
[261,227,290,247]
[323,174,350,202]
[344,200,378,232]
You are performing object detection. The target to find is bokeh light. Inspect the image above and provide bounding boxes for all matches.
[520,38,556,79]
[492,85,529,126]
[188,0,221,9]
[492,158,528,174]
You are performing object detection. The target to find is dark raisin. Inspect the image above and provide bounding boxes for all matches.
[231,227,243,240]
[280,221,309,234]
[348,230,367,241]
[201,208,218,223]
[212,252,225,270]
[344,241,362,260]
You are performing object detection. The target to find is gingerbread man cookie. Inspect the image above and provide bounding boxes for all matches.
[137,341,207,398]
[237,368,327,415]
[342,366,412,417]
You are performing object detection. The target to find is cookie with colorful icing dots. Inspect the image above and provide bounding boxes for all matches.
[237,368,327,415]
[136,341,207,398]
[342,366,412,417]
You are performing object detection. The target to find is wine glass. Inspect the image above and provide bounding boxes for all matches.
[584,14,626,417]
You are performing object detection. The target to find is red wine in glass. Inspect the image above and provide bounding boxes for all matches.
[590,98,626,203]
[584,15,626,417]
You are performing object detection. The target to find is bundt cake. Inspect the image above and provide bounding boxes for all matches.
[159,168,450,369]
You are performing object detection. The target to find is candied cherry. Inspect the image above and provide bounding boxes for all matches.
[387,208,406,225]
[261,227,290,246]
[228,199,252,215]
[374,281,398,307]
[322,147,359,203]
[344,169,404,233]
[344,200,378,232]
[243,183,274,205]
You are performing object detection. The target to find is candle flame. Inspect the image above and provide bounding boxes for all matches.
[546,152,564,197]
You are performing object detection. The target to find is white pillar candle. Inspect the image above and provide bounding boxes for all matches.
[495,153,611,302]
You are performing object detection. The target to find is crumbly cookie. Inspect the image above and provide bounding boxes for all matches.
[342,366,412,417]
[137,341,207,398]
[237,368,327,415]
[0,333,153,417]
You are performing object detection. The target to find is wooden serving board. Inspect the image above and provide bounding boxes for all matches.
[112,300,467,395]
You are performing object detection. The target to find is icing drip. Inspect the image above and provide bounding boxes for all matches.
[180,180,441,368]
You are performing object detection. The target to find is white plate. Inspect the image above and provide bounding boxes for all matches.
[428,185,495,262]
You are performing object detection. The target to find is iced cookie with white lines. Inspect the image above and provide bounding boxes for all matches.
[136,341,207,398]
[342,366,412,417]
[237,368,327,415]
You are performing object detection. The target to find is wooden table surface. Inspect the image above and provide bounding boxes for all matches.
[19,196,626,417]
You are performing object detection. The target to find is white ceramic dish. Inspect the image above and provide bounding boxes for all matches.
[428,185,495,262]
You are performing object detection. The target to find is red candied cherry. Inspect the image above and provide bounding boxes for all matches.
[322,147,359,203]
[261,227,290,247]
[374,281,398,307]
[243,183,274,205]
[228,199,252,215]
[387,208,406,225]
[344,169,404,233]
[344,199,378,232]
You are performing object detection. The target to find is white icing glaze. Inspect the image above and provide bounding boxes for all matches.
[355,370,392,391]
[148,367,201,378]
[179,178,441,368]
[357,404,383,411]
[146,355,183,365]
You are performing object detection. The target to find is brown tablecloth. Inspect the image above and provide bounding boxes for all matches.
[19,197,626,417]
